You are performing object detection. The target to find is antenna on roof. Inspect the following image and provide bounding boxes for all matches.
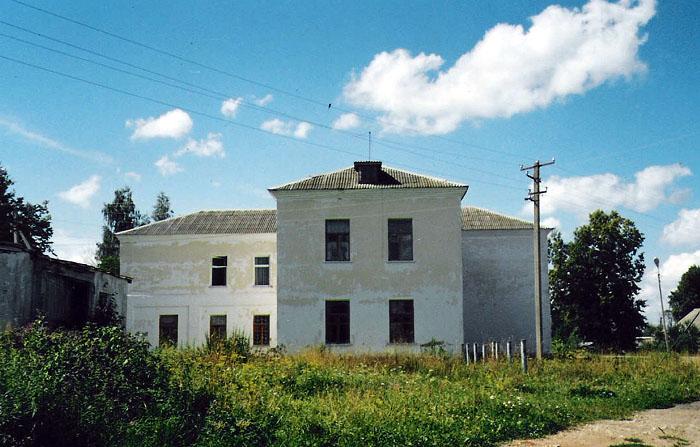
[368,131,372,161]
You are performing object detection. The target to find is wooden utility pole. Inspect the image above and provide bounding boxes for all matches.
[521,159,555,360]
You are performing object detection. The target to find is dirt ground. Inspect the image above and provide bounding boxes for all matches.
[504,401,700,447]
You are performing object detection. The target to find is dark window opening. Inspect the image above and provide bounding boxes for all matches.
[389,300,414,344]
[253,315,270,346]
[212,256,227,286]
[326,219,350,262]
[325,300,350,344]
[210,315,227,342]
[388,219,413,261]
[159,314,178,347]
[255,256,270,286]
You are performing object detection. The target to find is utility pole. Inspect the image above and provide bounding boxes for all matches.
[521,159,555,360]
[653,257,670,352]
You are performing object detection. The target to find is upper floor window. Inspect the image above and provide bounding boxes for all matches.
[388,219,413,261]
[255,256,270,286]
[326,219,350,262]
[211,256,227,286]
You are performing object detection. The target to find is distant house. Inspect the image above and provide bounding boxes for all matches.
[118,161,551,352]
[0,241,129,329]
[678,308,700,330]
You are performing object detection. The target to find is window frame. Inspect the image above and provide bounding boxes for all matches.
[211,256,227,287]
[159,314,178,347]
[325,300,350,345]
[253,315,270,346]
[209,314,227,343]
[389,299,415,344]
[325,219,351,262]
[387,218,413,262]
[254,256,271,286]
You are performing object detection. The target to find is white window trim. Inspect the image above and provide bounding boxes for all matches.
[254,255,272,287]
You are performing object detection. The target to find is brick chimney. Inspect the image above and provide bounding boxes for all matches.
[354,161,382,184]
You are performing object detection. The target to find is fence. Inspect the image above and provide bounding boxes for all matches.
[461,339,529,372]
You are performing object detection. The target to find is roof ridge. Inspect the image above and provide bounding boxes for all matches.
[267,165,356,191]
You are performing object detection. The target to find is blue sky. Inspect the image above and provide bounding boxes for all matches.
[1,0,698,322]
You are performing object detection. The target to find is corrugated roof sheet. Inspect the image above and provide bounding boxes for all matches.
[269,165,467,191]
[118,207,536,236]
[117,209,276,236]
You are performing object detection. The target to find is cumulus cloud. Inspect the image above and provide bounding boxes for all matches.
[662,209,700,247]
[127,109,193,140]
[255,94,273,106]
[332,113,361,130]
[155,155,183,176]
[58,175,101,208]
[639,250,700,323]
[260,119,313,139]
[532,164,691,219]
[221,97,243,118]
[124,171,141,182]
[175,133,225,158]
[343,0,656,134]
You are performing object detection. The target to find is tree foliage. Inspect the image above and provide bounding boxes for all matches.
[96,187,148,275]
[0,163,53,253]
[549,210,646,351]
[668,265,700,322]
[151,191,174,222]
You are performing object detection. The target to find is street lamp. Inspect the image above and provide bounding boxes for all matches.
[654,257,670,352]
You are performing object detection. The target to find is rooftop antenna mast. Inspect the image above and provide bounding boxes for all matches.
[368,131,372,160]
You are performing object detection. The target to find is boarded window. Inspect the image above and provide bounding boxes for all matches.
[255,256,270,286]
[159,314,178,347]
[210,315,227,342]
[325,300,350,344]
[326,219,350,262]
[389,300,414,344]
[211,256,227,286]
[253,315,270,346]
[388,219,413,261]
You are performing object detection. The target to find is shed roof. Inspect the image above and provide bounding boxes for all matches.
[461,206,534,230]
[679,308,700,329]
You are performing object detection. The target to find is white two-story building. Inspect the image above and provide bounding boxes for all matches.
[118,161,551,352]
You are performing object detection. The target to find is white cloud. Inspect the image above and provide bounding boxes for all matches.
[51,228,97,266]
[175,133,225,158]
[155,155,183,176]
[124,171,141,182]
[58,175,101,208]
[255,94,273,106]
[541,217,561,229]
[260,119,313,139]
[343,0,656,134]
[332,113,361,130]
[0,117,113,164]
[662,209,700,247]
[221,97,243,118]
[532,164,691,219]
[639,250,700,324]
[127,109,193,140]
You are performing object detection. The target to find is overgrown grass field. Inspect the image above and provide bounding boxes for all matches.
[1,323,699,446]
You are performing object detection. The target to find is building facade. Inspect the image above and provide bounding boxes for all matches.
[118,162,551,352]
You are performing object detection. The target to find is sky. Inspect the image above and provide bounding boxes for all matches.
[1,0,698,324]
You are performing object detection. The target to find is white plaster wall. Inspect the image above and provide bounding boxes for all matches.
[119,232,276,348]
[273,188,466,353]
[461,229,552,353]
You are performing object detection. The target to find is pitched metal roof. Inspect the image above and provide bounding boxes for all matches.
[461,206,534,231]
[269,165,467,191]
[117,209,277,236]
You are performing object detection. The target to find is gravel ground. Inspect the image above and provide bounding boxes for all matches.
[504,401,700,447]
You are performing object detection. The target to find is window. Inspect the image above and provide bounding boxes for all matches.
[253,315,270,346]
[210,315,227,342]
[159,314,178,347]
[255,256,270,286]
[211,256,227,286]
[388,219,413,261]
[326,219,350,262]
[389,300,414,344]
[325,300,350,344]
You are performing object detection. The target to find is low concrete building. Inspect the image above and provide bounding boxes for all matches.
[0,242,129,330]
[118,162,551,352]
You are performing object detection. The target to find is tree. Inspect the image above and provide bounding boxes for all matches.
[0,163,53,253]
[96,187,148,275]
[668,265,700,321]
[549,210,646,351]
[151,191,174,222]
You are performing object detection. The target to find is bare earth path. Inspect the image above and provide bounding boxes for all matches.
[504,401,700,447]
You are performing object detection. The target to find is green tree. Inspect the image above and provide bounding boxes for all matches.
[0,163,53,253]
[151,191,174,222]
[668,265,700,321]
[96,187,148,275]
[549,210,646,351]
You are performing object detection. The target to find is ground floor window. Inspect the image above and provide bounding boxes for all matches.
[210,315,227,342]
[389,300,414,344]
[159,314,178,347]
[253,315,270,346]
[325,300,350,344]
